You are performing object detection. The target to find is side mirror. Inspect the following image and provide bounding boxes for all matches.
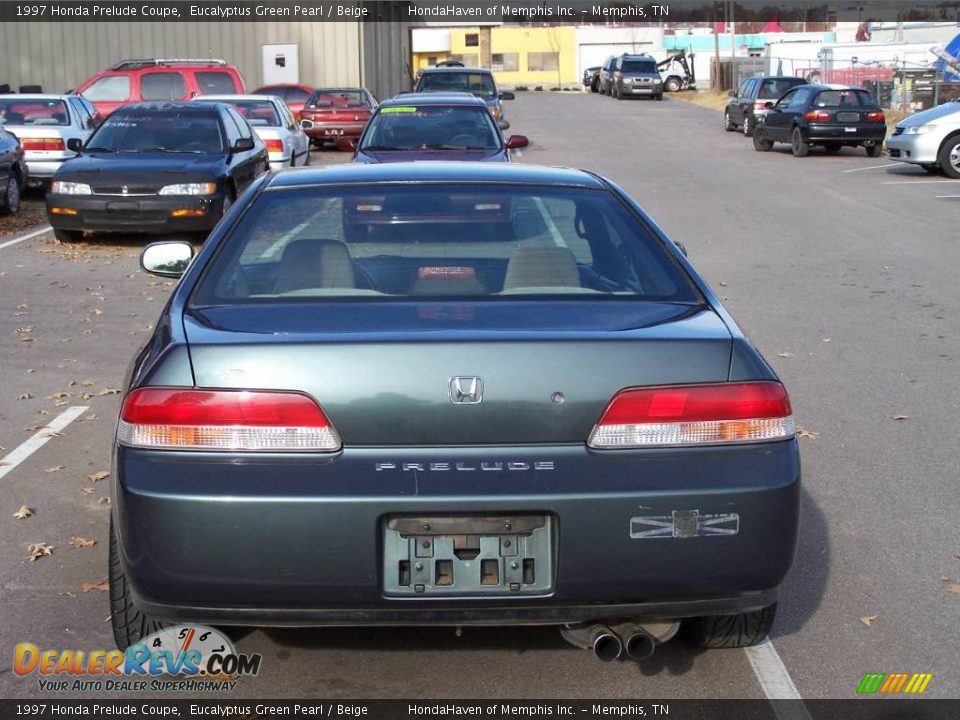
[728,90,736,97]
[234,137,255,152]
[498,119,511,131]
[335,136,358,152]
[140,241,194,278]
[499,91,515,101]
[66,137,84,153]
[505,134,529,150]
[300,119,315,130]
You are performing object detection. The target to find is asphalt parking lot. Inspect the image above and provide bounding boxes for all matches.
[1,92,957,701]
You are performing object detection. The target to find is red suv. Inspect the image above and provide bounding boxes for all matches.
[75,59,245,117]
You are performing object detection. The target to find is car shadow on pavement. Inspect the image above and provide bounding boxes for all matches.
[769,487,830,639]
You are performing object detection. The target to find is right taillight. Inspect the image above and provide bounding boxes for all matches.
[117,388,341,452]
[866,110,885,122]
[587,382,795,449]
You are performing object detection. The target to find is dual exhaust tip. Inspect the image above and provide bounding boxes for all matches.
[591,624,656,663]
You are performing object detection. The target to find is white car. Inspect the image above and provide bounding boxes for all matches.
[196,94,310,171]
[886,100,960,178]
[0,94,99,187]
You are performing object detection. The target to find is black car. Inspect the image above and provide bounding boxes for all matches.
[611,54,663,101]
[598,55,618,96]
[753,84,886,158]
[0,125,27,215]
[724,76,807,136]
[112,162,800,661]
[46,102,269,243]
[583,66,601,93]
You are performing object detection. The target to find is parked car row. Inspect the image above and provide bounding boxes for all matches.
[724,77,887,159]
[596,54,664,101]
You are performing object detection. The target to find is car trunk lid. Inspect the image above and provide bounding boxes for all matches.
[183,301,732,446]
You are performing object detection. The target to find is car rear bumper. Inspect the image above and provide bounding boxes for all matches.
[46,192,225,233]
[803,124,886,144]
[305,123,365,140]
[115,440,800,625]
[886,133,940,164]
[24,157,71,181]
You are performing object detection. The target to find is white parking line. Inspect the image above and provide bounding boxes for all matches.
[744,638,813,719]
[842,162,905,173]
[0,405,89,482]
[935,195,960,199]
[0,225,52,251]
[880,180,957,185]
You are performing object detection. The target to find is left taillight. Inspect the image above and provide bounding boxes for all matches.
[117,388,341,452]
[264,139,284,155]
[587,382,795,449]
[804,110,831,122]
[21,137,66,151]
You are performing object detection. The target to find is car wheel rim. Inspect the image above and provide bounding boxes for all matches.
[743,116,750,135]
[950,142,960,172]
[7,176,20,212]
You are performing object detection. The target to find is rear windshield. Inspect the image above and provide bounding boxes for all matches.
[813,89,875,107]
[0,99,70,126]
[361,105,501,151]
[190,184,700,304]
[306,90,370,109]
[417,72,497,99]
[85,110,224,153]
[196,72,239,95]
[758,78,805,99]
[229,100,281,127]
[621,60,658,73]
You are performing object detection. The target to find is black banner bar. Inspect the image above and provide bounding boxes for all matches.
[2,1,959,23]
[2,700,960,719]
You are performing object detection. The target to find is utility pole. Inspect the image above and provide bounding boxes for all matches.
[729,1,735,90]
[713,2,721,91]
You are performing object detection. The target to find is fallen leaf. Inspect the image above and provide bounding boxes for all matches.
[719,281,728,287]
[20,337,35,343]
[87,470,109,482]
[17,393,32,400]
[46,391,70,399]
[80,487,94,495]
[24,425,43,432]
[95,388,121,396]
[82,580,109,593]
[26,542,54,562]
[97,497,111,505]
[15,326,33,334]
[81,413,97,421]
[822,338,832,342]
[892,414,910,420]
[947,584,960,595]
[13,505,33,520]
[777,352,795,358]
[69,536,97,549]
[80,380,95,387]
[860,615,879,627]
[797,427,820,440]
[45,465,65,473]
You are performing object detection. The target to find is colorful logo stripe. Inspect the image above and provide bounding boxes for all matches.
[857,672,932,694]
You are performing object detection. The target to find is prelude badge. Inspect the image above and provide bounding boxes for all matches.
[629,510,739,539]
[449,376,483,405]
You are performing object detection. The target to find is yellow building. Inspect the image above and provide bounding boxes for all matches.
[412,25,579,88]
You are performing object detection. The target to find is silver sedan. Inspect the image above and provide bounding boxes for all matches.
[0,94,99,187]
[196,94,311,171]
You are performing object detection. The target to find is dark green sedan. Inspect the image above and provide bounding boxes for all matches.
[111,162,800,663]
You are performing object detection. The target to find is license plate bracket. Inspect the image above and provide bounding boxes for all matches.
[383,515,553,596]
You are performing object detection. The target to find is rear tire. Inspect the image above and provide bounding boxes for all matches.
[865,143,883,158]
[1,171,21,215]
[53,228,84,243]
[664,77,681,93]
[724,111,736,132]
[682,604,778,649]
[936,134,960,178]
[109,517,169,650]
[791,127,809,157]
[753,129,773,152]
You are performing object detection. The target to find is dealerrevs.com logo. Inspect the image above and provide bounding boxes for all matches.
[14,625,261,692]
